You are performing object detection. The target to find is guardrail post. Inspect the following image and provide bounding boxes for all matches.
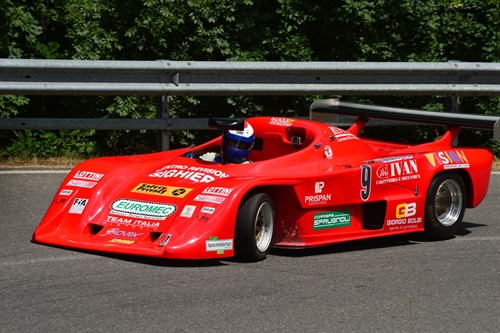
[155,95,170,151]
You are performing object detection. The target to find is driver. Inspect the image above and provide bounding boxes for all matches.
[200,122,255,164]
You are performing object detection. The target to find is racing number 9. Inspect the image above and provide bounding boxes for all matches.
[360,165,371,201]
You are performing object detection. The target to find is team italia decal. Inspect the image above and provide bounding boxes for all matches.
[131,183,193,198]
[110,199,177,220]
[425,150,469,169]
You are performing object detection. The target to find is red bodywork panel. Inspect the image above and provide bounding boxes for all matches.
[32,116,493,259]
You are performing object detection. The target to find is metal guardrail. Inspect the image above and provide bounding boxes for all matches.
[1,59,500,96]
[1,59,500,150]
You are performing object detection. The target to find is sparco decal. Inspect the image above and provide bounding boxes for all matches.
[202,187,233,196]
[149,165,228,183]
[104,215,160,228]
[375,159,420,184]
[100,228,144,239]
[66,179,97,188]
[194,195,225,204]
[269,117,295,127]
[313,210,351,230]
[132,183,192,198]
[110,199,177,220]
[73,170,104,181]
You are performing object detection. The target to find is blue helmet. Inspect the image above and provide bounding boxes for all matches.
[225,122,255,163]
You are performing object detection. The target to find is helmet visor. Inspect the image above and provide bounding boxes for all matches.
[227,138,253,150]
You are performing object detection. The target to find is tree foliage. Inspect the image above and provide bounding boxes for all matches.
[1,0,500,159]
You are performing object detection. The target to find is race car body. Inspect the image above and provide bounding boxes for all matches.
[32,99,500,261]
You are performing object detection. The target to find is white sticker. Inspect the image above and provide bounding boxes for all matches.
[180,205,196,218]
[69,198,88,214]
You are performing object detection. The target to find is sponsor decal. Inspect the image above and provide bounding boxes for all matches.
[110,199,177,220]
[68,198,88,214]
[59,189,73,196]
[73,170,104,181]
[104,215,160,229]
[109,238,134,245]
[305,182,331,206]
[66,179,97,188]
[329,126,357,142]
[206,236,233,254]
[55,198,67,204]
[131,183,192,198]
[375,155,413,163]
[432,150,469,169]
[194,195,225,204]
[313,210,351,230]
[201,207,215,214]
[387,203,422,230]
[180,205,196,218]
[305,194,331,206]
[396,202,416,218]
[149,165,228,183]
[323,145,333,159]
[425,153,436,166]
[202,187,233,196]
[375,159,420,184]
[269,117,295,127]
[100,228,144,239]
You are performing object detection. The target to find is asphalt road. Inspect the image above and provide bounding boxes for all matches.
[0,170,499,333]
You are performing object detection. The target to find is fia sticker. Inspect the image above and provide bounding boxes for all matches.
[69,198,88,214]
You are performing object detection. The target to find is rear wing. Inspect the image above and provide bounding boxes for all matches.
[310,98,500,141]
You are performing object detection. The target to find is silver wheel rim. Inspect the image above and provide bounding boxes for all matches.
[434,179,463,227]
[254,202,274,253]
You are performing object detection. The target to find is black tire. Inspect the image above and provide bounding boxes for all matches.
[424,173,466,240]
[235,193,274,262]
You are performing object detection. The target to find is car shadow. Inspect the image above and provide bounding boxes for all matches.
[269,220,486,258]
[32,221,486,265]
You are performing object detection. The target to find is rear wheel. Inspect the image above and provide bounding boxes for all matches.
[235,193,274,262]
[424,173,466,239]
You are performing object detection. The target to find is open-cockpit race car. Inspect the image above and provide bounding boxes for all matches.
[32,99,500,262]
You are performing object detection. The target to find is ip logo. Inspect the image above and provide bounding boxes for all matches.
[315,182,324,193]
[396,203,416,218]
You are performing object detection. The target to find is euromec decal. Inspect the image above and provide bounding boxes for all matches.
[313,210,351,230]
[110,199,177,220]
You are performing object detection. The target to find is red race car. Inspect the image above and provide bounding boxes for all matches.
[33,99,500,262]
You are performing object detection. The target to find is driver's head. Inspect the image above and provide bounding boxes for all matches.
[225,122,255,163]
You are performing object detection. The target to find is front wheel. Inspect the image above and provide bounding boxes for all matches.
[235,193,274,262]
[424,173,466,240]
